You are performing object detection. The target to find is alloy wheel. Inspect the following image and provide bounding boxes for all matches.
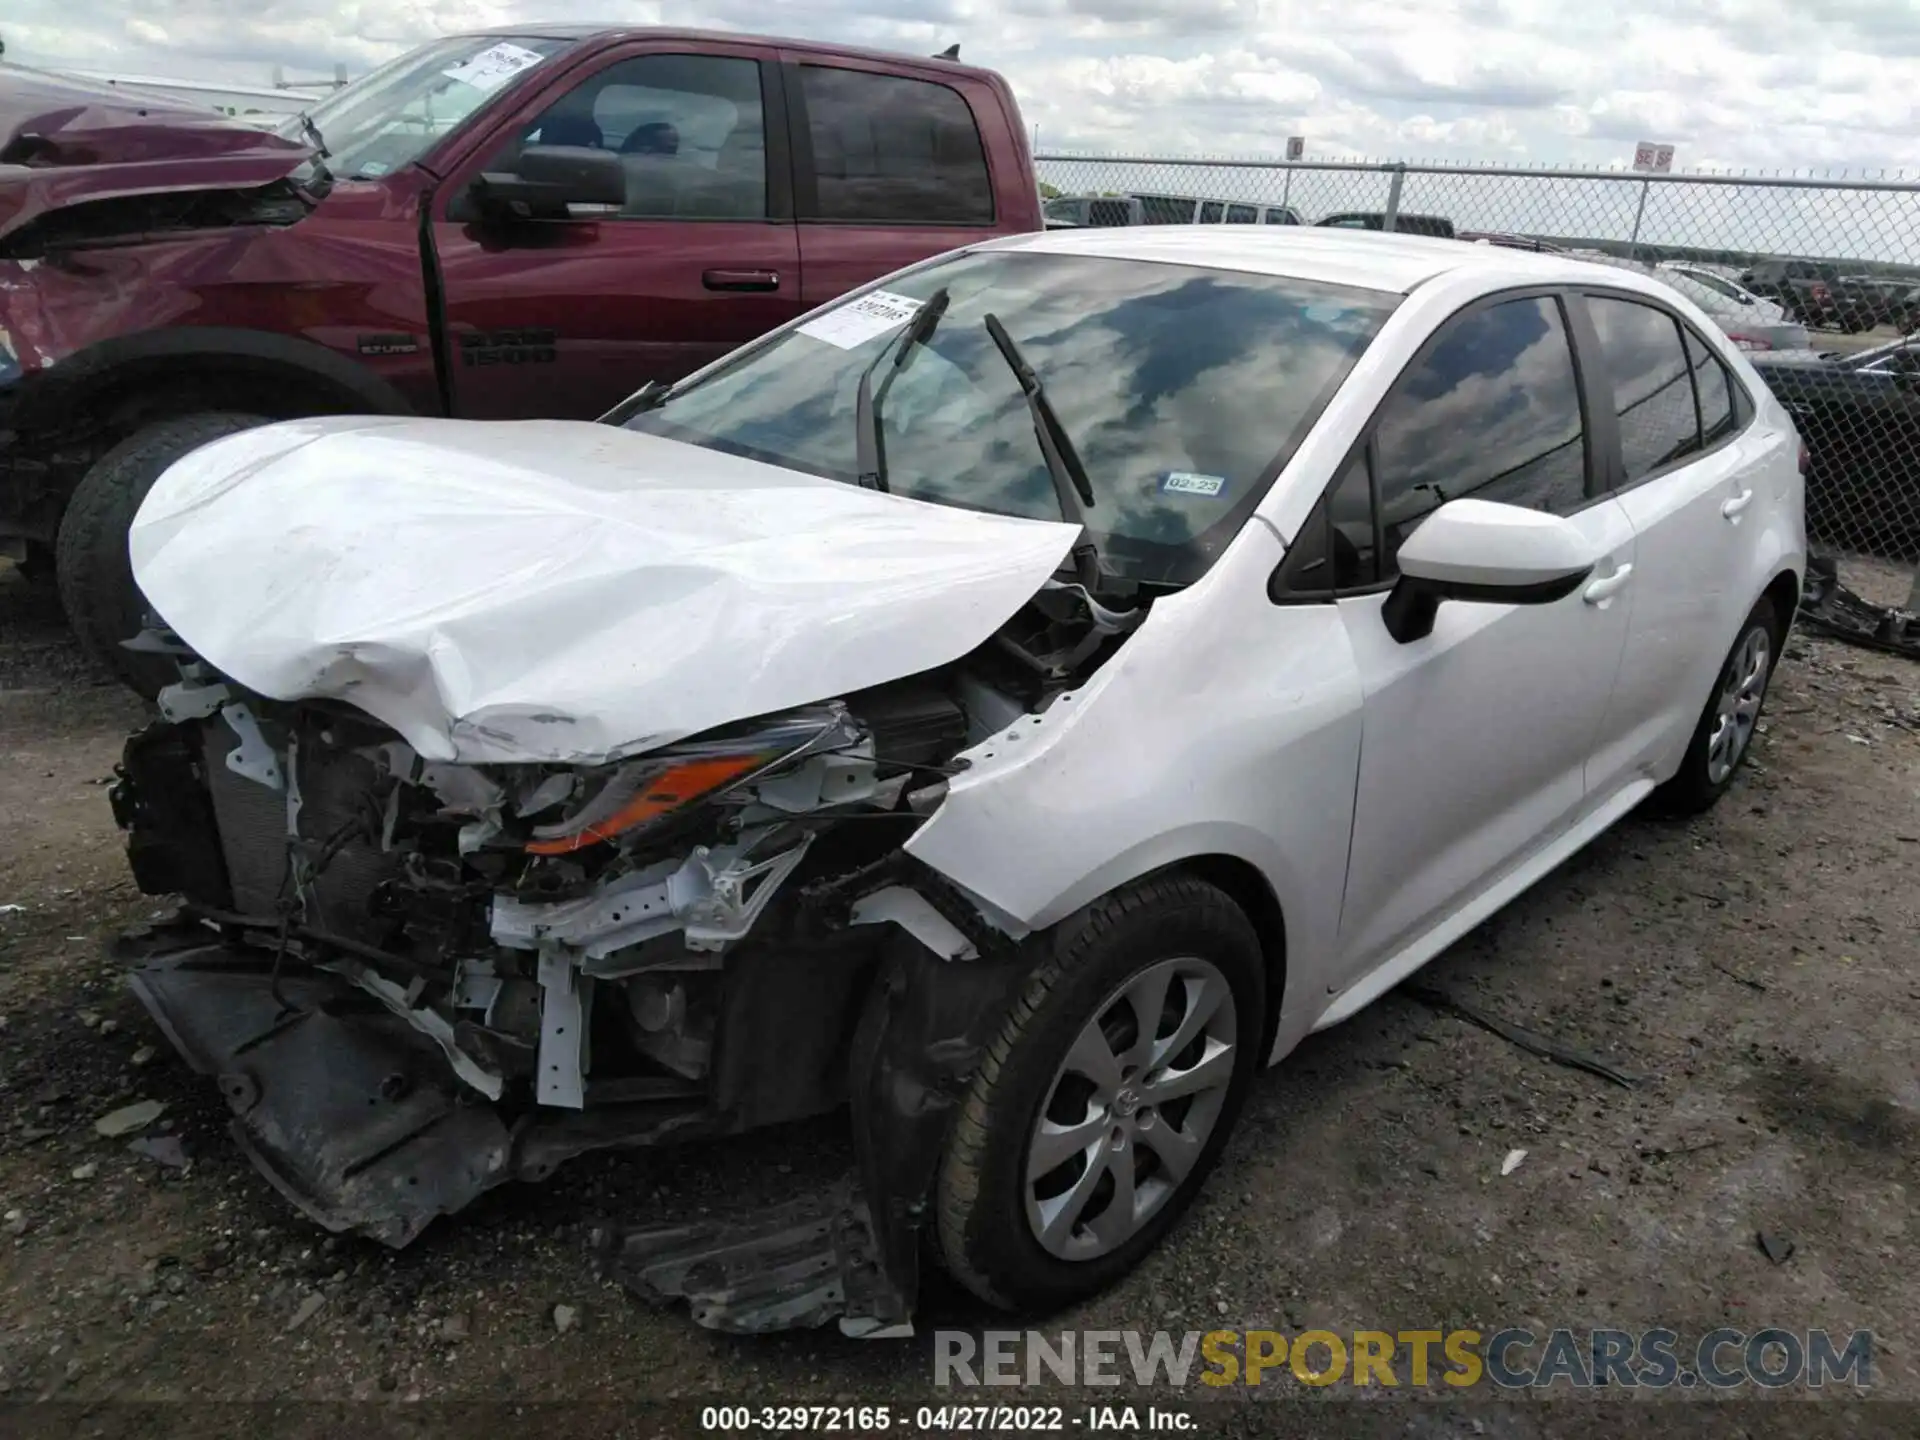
[1706,624,1772,785]
[1024,956,1238,1261]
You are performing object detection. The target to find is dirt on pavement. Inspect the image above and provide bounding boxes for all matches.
[1,555,1917,1435]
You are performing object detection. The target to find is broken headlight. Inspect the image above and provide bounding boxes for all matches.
[523,707,857,856]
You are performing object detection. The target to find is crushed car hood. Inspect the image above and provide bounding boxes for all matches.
[130,416,1082,764]
[0,64,309,241]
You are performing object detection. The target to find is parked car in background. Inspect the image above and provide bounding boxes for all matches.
[1836,276,1920,333]
[1136,193,1301,225]
[1459,231,1565,253]
[1319,211,1456,238]
[114,228,1802,1336]
[1739,259,1876,332]
[1751,336,1920,557]
[0,32,1041,693]
[1041,193,1302,228]
[1655,266,1809,353]
[1043,194,1140,227]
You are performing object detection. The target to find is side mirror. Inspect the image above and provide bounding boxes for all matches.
[472,144,626,221]
[1382,499,1597,644]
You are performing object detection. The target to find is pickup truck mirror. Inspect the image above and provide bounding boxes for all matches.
[472,145,626,221]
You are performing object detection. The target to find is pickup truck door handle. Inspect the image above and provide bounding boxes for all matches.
[1583,564,1633,605]
[703,269,780,292]
[1721,488,1755,520]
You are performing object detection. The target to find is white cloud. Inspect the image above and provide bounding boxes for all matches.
[4,0,1918,179]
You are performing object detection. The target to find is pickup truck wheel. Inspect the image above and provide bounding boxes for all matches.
[935,875,1263,1312]
[56,413,269,698]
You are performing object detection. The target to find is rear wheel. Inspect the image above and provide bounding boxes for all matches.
[1651,596,1782,815]
[935,875,1264,1312]
[56,413,269,697]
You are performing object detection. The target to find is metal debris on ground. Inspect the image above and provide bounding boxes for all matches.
[128,1135,188,1169]
[285,1292,327,1332]
[1758,1231,1797,1265]
[1404,986,1640,1088]
[93,1100,165,1138]
[1798,557,1920,661]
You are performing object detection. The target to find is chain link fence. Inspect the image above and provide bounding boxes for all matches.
[1036,154,1920,644]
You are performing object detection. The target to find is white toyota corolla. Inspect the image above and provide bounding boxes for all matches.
[113,226,1804,1336]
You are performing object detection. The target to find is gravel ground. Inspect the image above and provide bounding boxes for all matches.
[1,556,1917,1434]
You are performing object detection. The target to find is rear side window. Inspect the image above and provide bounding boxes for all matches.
[1585,296,1702,483]
[797,66,992,224]
[1199,201,1225,223]
[1087,199,1134,226]
[1372,296,1587,572]
[1227,204,1259,224]
[1685,330,1737,444]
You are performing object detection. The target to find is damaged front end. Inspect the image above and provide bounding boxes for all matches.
[111,582,1139,1333]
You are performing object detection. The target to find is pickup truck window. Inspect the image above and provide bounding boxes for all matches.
[499,54,768,220]
[797,66,993,225]
[628,250,1396,587]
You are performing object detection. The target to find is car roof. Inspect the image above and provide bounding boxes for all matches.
[450,25,993,76]
[984,226,1686,299]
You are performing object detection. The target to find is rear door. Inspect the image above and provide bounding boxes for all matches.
[1301,292,1639,984]
[1578,293,1778,786]
[431,39,802,419]
[779,54,1005,311]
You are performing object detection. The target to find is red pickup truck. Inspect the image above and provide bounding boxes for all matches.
[0,29,1041,691]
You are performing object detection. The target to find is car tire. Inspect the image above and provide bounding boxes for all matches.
[56,413,269,698]
[935,874,1265,1313]
[1650,595,1783,816]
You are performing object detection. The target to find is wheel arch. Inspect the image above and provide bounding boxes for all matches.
[14,326,415,442]
[1152,854,1288,1058]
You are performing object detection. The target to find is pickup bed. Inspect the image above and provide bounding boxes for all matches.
[0,29,1041,691]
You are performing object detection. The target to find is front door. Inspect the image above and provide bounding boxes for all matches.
[1330,294,1638,980]
[432,42,802,420]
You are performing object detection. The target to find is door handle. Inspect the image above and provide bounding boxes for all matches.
[703,269,780,292]
[1583,564,1633,605]
[1721,488,1755,520]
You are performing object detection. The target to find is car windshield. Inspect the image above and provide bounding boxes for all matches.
[276,35,570,180]
[624,249,1398,587]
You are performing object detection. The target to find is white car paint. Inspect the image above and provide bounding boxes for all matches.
[904,227,1805,1059]
[129,415,1079,764]
[138,226,1806,1068]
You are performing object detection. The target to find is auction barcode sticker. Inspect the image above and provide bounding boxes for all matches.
[799,291,924,350]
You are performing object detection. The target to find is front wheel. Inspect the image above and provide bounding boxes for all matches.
[1651,595,1782,815]
[935,875,1265,1312]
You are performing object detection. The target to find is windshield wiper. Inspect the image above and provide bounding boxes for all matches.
[981,312,1104,591]
[291,112,335,196]
[854,288,950,492]
[600,379,673,426]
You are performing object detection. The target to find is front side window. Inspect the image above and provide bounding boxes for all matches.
[1586,296,1702,484]
[797,66,992,224]
[1372,296,1587,573]
[627,251,1398,587]
[280,34,569,180]
[488,54,768,220]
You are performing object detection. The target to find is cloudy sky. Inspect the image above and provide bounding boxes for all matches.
[4,0,1917,173]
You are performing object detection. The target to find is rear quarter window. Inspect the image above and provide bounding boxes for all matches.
[796,65,993,225]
